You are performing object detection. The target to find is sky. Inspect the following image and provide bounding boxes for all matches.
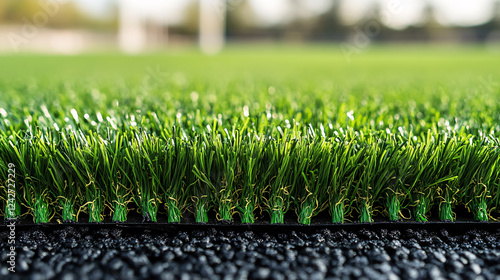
[71,0,498,28]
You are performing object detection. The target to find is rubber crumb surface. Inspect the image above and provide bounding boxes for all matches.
[1,226,500,280]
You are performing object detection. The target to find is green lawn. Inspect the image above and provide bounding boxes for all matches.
[1,45,499,224]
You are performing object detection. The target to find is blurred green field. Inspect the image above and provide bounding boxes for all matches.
[1,45,500,224]
[1,45,499,130]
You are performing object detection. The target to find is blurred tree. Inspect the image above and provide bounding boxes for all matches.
[0,0,116,31]
[0,1,5,20]
[301,2,348,41]
[1,0,40,23]
[176,1,199,35]
[226,0,254,36]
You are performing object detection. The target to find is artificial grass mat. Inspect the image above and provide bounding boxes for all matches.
[0,46,499,224]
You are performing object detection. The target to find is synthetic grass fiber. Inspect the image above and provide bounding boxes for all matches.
[0,46,500,224]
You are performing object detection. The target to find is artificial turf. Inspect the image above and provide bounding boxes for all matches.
[0,45,499,224]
